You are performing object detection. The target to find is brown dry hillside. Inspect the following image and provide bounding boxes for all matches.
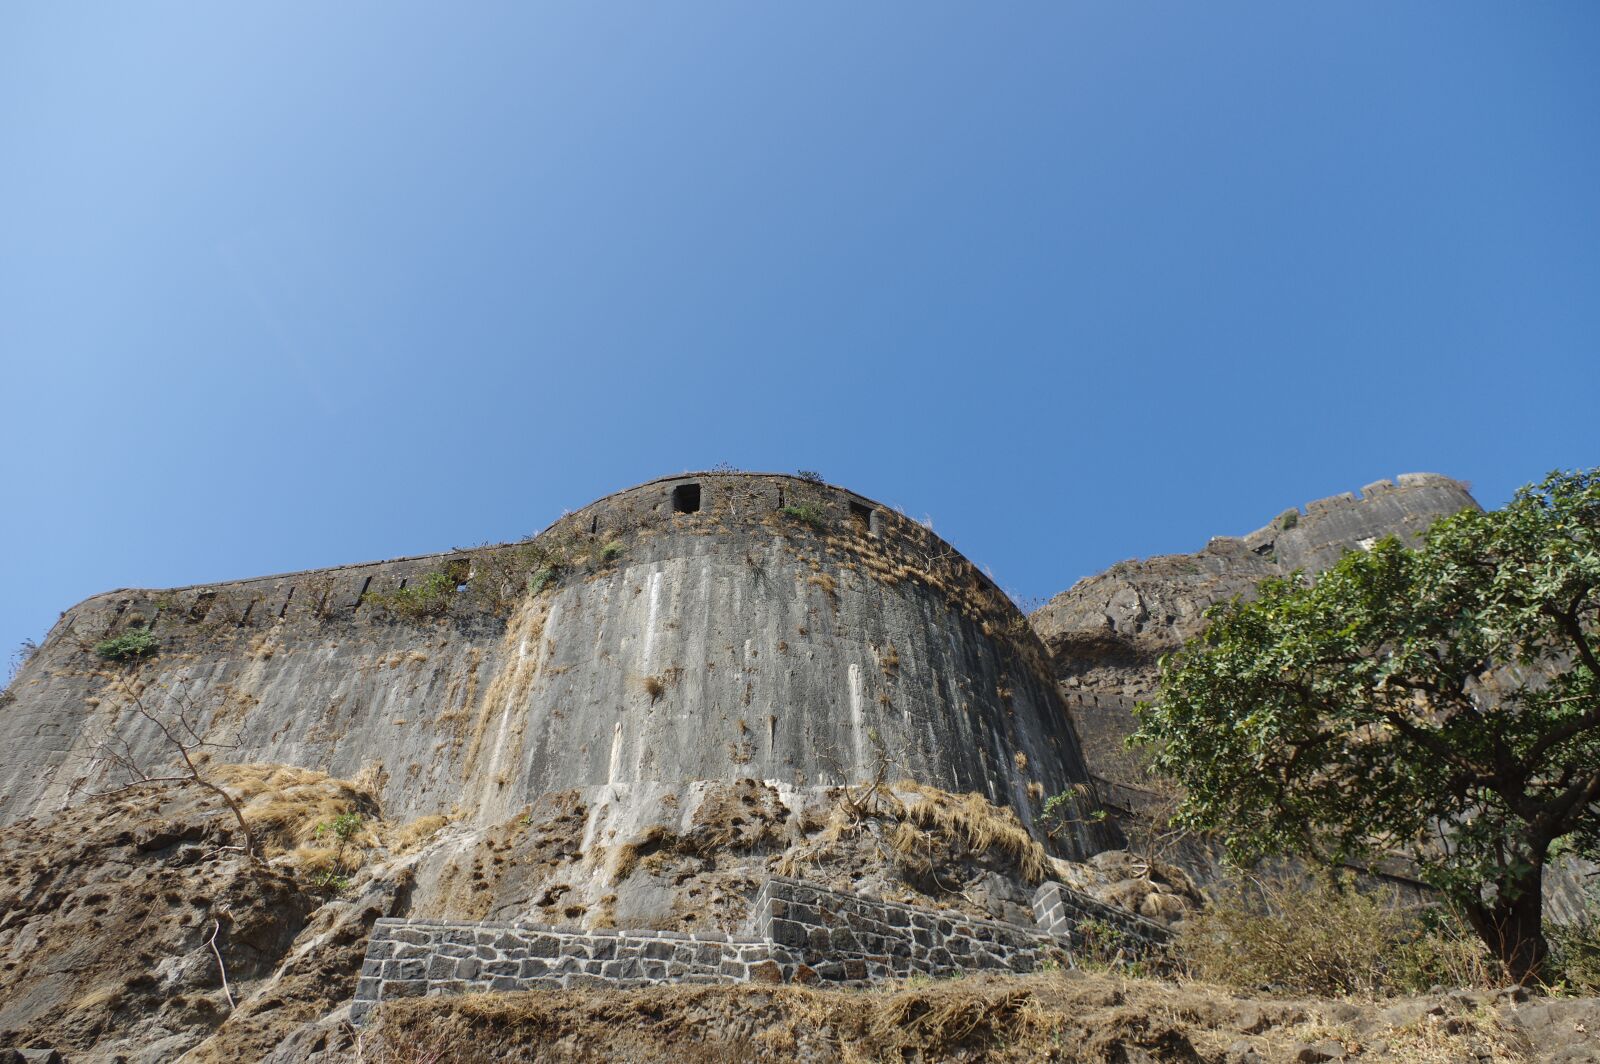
[349,974,1600,1064]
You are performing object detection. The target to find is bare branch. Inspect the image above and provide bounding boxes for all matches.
[208,917,235,1011]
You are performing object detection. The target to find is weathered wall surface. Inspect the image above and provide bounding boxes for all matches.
[0,473,1110,855]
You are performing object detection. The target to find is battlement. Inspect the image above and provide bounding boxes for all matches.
[1274,472,1471,524]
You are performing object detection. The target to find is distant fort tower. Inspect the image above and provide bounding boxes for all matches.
[1,473,1112,856]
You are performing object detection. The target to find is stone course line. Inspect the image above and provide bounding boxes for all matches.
[351,876,1169,1024]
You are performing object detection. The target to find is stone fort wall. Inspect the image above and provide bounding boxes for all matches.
[351,876,1171,1024]
[2,472,1113,856]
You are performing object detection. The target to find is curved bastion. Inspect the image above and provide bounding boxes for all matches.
[0,473,1114,858]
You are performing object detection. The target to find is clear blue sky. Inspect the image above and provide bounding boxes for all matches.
[2,4,1596,667]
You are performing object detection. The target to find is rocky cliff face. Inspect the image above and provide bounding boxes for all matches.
[1031,474,1479,793]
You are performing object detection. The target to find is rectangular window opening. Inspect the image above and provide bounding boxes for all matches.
[672,483,702,514]
[849,501,878,536]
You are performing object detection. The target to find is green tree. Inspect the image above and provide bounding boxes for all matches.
[1133,469,1600,984]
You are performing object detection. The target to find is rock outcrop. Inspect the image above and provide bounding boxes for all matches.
[1032,474,1479,793]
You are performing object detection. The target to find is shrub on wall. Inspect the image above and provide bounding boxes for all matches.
[94,628,157,662]
[364,571,455,621]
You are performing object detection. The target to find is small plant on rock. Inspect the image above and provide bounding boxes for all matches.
[94,628,157,662]
[316,811,365,844]
[781,503,827,529]
[364,571,455,621]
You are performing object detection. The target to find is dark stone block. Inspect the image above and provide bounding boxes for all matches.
[525,934,559,958]
[427,955,456,980]
[589,939,616,961]
[383,979,426,999]
[641,940,676,961]
[606,959,643,979]
[484,960,521,978]
[489,976,518,991]
[457,958,480,980]
[748,960,783,984]
[769,919,809,948]
[354,977,381,1001]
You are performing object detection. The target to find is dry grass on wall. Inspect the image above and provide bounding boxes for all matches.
[209,763,453,885]
[775,779,1050,889]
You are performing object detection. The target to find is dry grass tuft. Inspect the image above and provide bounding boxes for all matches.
[807,572,838,599]
[610,824,672,884]
[210,763,379,857]
[1180,873,1507,998]
[897,781,1050,884]
[394,814,452,853]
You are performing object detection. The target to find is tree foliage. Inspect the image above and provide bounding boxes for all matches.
[1134,469,1600,982]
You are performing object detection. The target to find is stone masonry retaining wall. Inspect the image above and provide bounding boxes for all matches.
[750,877,1067,983]
[1032,881,1171,959]
[352,877,1170,1023]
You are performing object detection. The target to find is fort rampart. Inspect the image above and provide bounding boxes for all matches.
[1,473,1112,856]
